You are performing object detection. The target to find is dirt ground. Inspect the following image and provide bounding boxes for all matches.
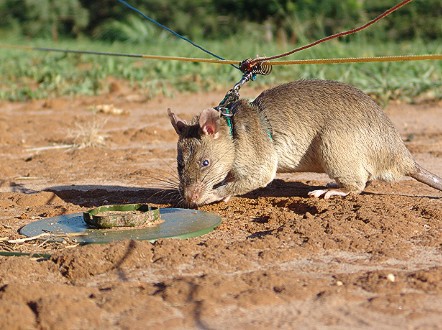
[0,81,441,329]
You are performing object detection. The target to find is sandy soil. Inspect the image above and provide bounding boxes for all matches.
[0,82,441,329]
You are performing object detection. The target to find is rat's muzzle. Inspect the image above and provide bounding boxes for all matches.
[182,182,225,207]
[184,184,203,206]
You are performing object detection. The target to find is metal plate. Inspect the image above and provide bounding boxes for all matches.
[83,204,160,228]
[19,208,221,243]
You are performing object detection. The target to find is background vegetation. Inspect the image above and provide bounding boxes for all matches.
[0,0,440,102]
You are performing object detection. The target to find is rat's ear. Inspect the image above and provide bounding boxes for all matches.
[168,109,187,135]
[199,108,221,138]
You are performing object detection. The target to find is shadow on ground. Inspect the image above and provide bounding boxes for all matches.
[45,185,178,207]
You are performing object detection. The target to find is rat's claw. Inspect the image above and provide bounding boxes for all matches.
[324,190,348,199]
[308,189,328,198]
[308,189,348,199]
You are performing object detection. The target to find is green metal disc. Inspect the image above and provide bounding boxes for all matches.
[19,208,221,244]
[83,204,160,228]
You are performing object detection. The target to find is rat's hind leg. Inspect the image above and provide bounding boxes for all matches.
[308,170,368,199]
[308,138,371,198]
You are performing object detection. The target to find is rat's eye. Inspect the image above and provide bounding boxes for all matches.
[201,159,210,167]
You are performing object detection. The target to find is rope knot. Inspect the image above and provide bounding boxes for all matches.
[239,58,273,76]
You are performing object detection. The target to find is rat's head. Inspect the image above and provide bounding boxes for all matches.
[168,108,235,207]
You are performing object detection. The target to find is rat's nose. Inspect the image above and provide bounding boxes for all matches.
[184,185,201,205]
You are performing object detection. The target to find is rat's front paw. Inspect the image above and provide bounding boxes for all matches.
[200,186,230,205]
[195,188,229,206]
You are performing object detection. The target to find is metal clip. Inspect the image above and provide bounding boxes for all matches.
[217,57,272,109]
[214,106,234,117]
[233,70,254,91]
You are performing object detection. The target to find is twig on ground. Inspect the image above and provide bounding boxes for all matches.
[26,144,74,152]
[8,233,51,243]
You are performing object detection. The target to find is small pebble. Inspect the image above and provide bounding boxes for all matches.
[387,273,395,282]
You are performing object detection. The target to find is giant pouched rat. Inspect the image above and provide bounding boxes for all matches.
[168,79,442,206]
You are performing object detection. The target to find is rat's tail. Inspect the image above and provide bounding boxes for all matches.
[410,163,442,191]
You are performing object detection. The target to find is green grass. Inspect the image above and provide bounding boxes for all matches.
[0,34,441,103]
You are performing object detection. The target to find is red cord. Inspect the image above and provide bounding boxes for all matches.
[250,0,414,67]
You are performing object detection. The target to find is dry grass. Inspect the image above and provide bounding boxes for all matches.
[70,118,108,148]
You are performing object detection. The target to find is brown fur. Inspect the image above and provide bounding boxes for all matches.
[169,79,442,206]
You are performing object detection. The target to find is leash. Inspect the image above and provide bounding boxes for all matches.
[213,0,420,132]
[246,0,415,69]
[1,44,440,66]
[116,0,240,70]
[214,60,273,137]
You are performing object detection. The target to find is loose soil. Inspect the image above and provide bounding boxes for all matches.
[1,82,441,329]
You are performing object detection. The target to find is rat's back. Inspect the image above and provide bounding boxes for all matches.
[251,80,415,182]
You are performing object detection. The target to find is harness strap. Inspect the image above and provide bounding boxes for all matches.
[214,105,235,137]
[214,103,273,141]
